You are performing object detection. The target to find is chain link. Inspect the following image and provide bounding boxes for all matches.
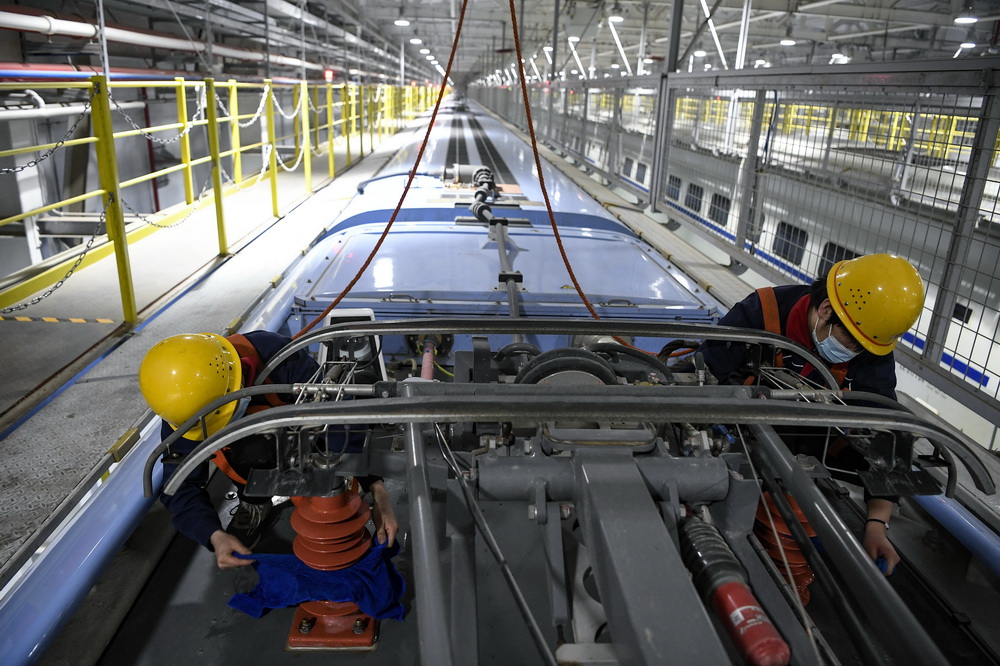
[305,91,328,115]
[1,200,111,314]
[221,145,273,191]
[274,144,306,172]
[121,177,212,229]
[213,84,271,129]
[272,93,302,120]
[110,86,206,146]
[0,100,93,175]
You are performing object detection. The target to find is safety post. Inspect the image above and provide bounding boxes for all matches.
[300,80,312,193]
[312,85,320,149]
[204,78,229,255]
[341,85,351,167]
[89,75,137,323]
[265,79,279,217]
[175,77,194,204]
[358,85,365,157]
[293,85,302,169]
[326,82,335,179]
[228,79,243,183]
[368,85,375,151]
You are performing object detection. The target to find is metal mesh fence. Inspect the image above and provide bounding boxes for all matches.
[471,62,1000,432]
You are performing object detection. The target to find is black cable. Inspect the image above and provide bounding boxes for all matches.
[433,425,558,666]
[587,342,675,384]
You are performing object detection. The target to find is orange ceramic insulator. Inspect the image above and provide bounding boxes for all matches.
[291,492,372,571]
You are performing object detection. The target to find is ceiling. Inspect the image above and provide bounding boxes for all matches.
[2,0,998,87]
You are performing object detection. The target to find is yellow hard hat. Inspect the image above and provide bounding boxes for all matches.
[139,333,242,440]
[827,254,924,356]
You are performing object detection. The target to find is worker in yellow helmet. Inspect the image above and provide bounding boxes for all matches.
[139,330,398,570]
[699,254,925,576]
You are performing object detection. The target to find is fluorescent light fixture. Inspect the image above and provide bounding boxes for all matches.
[426,55,434,60]
[693,50,707,57]
[543,46,553,51]
[780,38,796,46]
[643,58,653,64]
[954,3,978,24]
[611,63,620,68]
[568,36,580,43]
[961,40,976,48]
[419,48,430,54]
[409,37,422,44]
[394,18,410,26]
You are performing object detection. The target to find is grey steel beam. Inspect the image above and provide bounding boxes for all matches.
[402,383,453,666]
[748,422,948,665]
[478,455,730,503]
[572,452,730,664]
[446,479,478,664]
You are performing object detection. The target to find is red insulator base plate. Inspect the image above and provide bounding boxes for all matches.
[286,601,379,651]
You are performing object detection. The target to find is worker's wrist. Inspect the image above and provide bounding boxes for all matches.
[865,518,889,531]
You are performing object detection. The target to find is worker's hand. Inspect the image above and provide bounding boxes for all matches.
[209,530,255,569]
[862,521,900,576]
[370,481,399,548]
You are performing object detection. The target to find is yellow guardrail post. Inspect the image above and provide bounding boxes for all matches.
[228,79,243,183]
[343,84,353,167]
[175,77,194,204]
[204,78,229,255]
[265,79,279,217]
[301,80,312,193]
[368,85,375,150]
[327,81,335,179]
[293,86,302,165]
[359,84,366,157]
[313,85,321,149]
[90,76,137,323]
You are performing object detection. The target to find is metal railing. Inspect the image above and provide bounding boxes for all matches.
[472,58,1000,447]
[0,76,434,323]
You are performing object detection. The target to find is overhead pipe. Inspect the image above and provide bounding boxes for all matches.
[0,8,324,72]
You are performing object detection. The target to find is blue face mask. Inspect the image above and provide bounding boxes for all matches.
[812,322,861,365]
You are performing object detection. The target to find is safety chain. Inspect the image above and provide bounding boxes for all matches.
[213,84,271,129]
[305,91,328,115]
[274,144,306,172]
[221,144,273,191]
[0,100,93,175]
[121,177,212,229]
[0,199,111,314]
[110,86,206,145]
[272,93,302,120]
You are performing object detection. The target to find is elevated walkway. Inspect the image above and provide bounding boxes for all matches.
[0,126,421,580]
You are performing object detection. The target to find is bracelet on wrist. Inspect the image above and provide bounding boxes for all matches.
[865,518,889,530]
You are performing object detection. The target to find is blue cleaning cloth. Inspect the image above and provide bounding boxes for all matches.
[228,537,406,620]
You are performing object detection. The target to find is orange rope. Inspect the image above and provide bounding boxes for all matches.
[506,1,653,355]
[293,0,471,340]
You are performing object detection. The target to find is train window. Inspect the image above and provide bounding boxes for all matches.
[818,242,858,279]
[772,221,808,265]
[667,175,681,200]
[708,194,731,226]
[953,303,973,324]
[636,163,648,182]
[623,157,634,177]
[685,184,704,212]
